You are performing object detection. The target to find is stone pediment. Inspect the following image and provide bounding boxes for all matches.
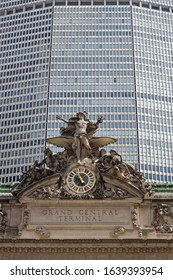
[15,173,61,200]
[101,174,145,199]
[15,172,144,201]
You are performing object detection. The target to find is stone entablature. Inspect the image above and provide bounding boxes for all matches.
[1,239,173,259]
[1,192,173,240]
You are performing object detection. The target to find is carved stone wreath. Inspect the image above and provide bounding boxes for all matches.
[153,204,173,233]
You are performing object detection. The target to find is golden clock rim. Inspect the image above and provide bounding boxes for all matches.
[66,165,96,194]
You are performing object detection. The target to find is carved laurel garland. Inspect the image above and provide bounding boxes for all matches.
[131,206,143,238]
[0,207,8,231]
[18,208,30,236]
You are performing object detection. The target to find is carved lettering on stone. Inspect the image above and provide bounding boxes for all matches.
[28,206,132,228]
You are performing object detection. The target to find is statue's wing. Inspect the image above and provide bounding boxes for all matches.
[60,124,76,136]
[60,125,75,137]
[46,136,73,149]
[47,136,116,150]
[90,137,117,149]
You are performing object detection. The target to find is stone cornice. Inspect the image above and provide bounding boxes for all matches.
[0,248,172,254]
[0,240,173,254]
[1,238,173,244]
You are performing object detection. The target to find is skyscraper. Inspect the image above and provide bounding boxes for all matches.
[0,0,173,184]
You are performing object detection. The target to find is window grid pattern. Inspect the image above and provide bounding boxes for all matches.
[0,6,53,183]
[0,0,42,9]
[48,5,139,165]
[0,1,173,184]
[133,6,173,182]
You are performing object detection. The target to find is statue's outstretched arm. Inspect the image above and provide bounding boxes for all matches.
[96,116,104,126]
[56,115,69,124]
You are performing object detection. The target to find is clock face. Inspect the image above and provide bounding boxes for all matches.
[66,166,96,194]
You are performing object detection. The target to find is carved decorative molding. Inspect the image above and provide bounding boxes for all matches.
[31,184,61,200]
[1,238,173,256]
[0,244,173,254]
[153,204,173,233]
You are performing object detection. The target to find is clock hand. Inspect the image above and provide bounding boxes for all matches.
[77,169,85,184]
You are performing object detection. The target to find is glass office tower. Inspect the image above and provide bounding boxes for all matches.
[0,0,173,183]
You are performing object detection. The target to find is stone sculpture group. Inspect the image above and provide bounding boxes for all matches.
[12,112,152,198]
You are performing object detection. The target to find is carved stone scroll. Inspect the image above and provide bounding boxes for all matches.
[35,226,51,238]
[111,227,126,238]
